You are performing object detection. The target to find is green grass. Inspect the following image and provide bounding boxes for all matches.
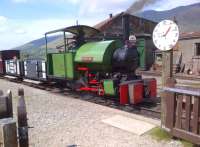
[148,127,194,147]
[181,140,193,147]
[148,127,172,141]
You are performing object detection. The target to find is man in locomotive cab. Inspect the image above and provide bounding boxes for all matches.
[126,35,137,50]
[75,29,85,47]
[69,30,86,51]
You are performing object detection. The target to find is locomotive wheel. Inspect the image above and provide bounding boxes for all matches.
[17,88,29,147]
[66,80,80,91]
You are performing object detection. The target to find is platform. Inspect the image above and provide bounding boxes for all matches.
[0,78,185,147]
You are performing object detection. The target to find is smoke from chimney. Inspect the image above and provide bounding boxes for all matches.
[126,0,158,14]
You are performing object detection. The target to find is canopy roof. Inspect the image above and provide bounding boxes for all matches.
[45,25,100,38]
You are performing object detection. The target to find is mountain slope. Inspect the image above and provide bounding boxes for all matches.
[14,35,61,59]
[135,3,200,32]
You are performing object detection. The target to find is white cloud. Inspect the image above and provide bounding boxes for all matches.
[0,16,9,33]
[0,26,8,33]
[11,0,133,15]
[14,28,27,34]
[12,0,27,3]
[0,18,71,49]
[77,0,132,16]
[0,16,8,25]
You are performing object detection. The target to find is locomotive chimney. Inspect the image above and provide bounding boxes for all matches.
[122,13,130,42]
[109,13,113,19]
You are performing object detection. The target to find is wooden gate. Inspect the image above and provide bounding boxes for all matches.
[164,87,200,145]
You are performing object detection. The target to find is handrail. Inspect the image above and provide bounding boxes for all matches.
[163,86,200,97]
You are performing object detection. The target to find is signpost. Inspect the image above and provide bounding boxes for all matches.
[152,20,179,127]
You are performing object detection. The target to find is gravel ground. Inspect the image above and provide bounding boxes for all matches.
[0,79,183,147]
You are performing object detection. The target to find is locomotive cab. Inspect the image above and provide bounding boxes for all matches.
[45,25,100,81]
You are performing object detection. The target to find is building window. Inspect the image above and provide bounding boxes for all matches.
[196,43,200,56]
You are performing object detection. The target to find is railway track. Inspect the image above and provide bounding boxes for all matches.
[0,76,161,119]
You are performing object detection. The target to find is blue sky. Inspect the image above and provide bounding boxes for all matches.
[0,0,199,49]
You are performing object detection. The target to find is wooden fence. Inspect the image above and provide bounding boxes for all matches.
[0,89,28,147]
[164,87,200,145]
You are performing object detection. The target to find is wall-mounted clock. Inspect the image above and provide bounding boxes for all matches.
[153,20,179,51]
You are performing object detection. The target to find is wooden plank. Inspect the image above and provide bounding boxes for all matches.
[0,118,18,147]
[164,91,176,129]
[0,96,8,118]
[161,77,176,128]
[175,94,183,129]
[0,90,3,96]
[185,95,192,131]
[192,97,199,134]
[163,87,200,97]
[173,128,200,145]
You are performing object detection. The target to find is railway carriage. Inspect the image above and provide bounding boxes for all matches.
[5,59,22,77]
[0,50,20,75]
[0,51,47,81]
[23,58,47,81]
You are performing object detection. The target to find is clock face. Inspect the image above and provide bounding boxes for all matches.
[153,20,179,51]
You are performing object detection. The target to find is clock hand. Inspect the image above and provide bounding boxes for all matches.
[163,26,171,37]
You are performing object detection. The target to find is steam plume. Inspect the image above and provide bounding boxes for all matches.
[126,0,158,14]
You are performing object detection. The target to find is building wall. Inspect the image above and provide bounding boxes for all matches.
[178,38,200,64]
[101,15,157,37]
[101,16,123,36]
[129,16,156,34]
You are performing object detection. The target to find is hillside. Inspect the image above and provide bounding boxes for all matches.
[14,2,200,58]
[135,3,200,32]
[14,35,61,59]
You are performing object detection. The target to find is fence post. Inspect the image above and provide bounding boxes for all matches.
[0,118,18,147]
[17,88,29,147]
[161,50,176,129]
[6,90,13,118]
[0,90,13,119]
[0,90,3,96]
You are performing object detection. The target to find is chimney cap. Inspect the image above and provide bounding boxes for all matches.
[109,13,113,19]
